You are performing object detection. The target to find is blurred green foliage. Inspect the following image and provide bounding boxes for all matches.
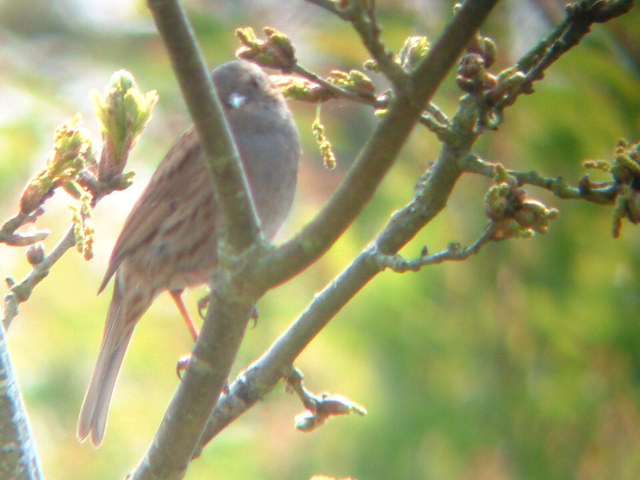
[1,1,639,480]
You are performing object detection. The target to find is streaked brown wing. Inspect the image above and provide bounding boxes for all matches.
[98,128,206,293]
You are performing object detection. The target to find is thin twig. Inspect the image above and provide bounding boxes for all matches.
[283,367,366,433]
[1,168,140,329]
[463,154,618,204]
[496,0,634,111]
[291,63,383,106]
[262,0,501,287]
[303,0,408,90]
[195,93,482,449]
[371,223,497,273]
[345,0,410,90]
[0,212,47,247]
[2,228,76,329]
[291,65,451,138]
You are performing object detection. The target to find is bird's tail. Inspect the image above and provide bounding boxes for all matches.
[77,274,143,447]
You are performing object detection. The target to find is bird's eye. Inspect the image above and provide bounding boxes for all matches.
[228,92,247,109]
[250,77,260,89]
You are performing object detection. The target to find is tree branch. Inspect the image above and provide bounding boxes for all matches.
[0,325,45,480]
[463,154,618,204]
[495,0,634,113]
[195,95,480,450]
[260,0,501,288]
[0,212,48,247]
[2,228,76,329]
[288,63,450,136]
[132,281,255,480]
[147,0,261,253]
[337,0,410,90]
[371,222,498,272]
[132,1,270,478]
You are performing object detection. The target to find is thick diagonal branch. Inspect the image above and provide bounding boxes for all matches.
[148,0,260,253]
[196,98,479,449]
[261,0,500,287]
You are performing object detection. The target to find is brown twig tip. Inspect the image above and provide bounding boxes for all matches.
[566,0,634,23]
[235,27,297,71]
[0,228,49,247]
[284,367,366,433]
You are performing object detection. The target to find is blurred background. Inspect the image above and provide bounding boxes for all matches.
[1,1,639,479]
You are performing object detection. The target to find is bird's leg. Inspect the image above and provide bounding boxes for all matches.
[169,289,199,341]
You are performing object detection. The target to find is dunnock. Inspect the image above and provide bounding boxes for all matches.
[78,60,300,446]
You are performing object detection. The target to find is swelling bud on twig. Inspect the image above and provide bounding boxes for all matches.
[327,69,375,99]
[398,35,431,71]
[20,115,94,215]
[364,35,431,74]
[585,139,640,237]
[285,367,366,433]
[93,70,158,181]
[26,243,45,266]
[236,26,297,71]
[484,166,558,240]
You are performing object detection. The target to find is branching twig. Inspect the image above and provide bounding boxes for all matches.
[195,93,481,451]
[306,0,420,95]
[0,212,48,247]
[495,0,634,112]
[463,154,618,204]
[291,63,383,106]
[372,223,498,273]
[332,0,409,90]
[288,64,451,139]
[1,172,135,329]
[238,26,452,139]
[284,367,366,432]
[261,0,500,288]
[1,72,155,329]
[3,228,76,329]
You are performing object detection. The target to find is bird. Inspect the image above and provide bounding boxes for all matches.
[77,60,300,446]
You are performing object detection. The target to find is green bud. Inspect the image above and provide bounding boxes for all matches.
[93,70,157,180]
[398,36,431,71]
